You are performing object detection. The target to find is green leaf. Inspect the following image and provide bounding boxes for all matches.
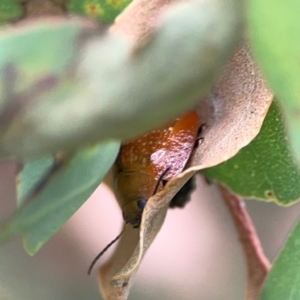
[247,0,300,163]
[0,0,23,24]
[0,140,120,255]
[0,19,85,88]
[66,0,132,24]
[260,217,300,300]
[0,0,243,158]
[202,101,300,205]
[17,155,54,206]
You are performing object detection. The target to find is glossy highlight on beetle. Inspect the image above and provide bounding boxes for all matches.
[113,110,200,228]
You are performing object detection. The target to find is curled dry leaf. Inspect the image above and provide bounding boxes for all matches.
[110,0,184,43]
[188,43,273,169]
[98,206,168,300]
[98,44,273,299]
[98,224,139,300]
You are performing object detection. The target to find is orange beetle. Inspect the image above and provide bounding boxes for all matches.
[113,110,200,228]
[88,111,200,274]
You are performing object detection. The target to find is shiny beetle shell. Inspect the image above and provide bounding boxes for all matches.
[113,111,200,228]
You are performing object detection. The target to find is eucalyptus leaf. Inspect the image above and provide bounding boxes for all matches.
[260,217,300,300]
[0,0,242,158]
[17,155,54,206]
[0,140,120,255]
[202,101,300,205]
[0,0,23,24]
[247,0,300,163]
[0,19,85,85]
[66,0,132,24]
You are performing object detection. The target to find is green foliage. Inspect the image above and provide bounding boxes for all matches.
[260,218,300,300]
[0,0,242,157]
[248,0,300,164]
[0,20,85,117]
[246,3,300,298]
[66,0,132,24]
[17,156,54,206]
[203,101,300,205]
[0,141,120,255]
[0,20,82,90]
[0,0,23,24]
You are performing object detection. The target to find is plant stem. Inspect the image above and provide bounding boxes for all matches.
[217,184,271,300]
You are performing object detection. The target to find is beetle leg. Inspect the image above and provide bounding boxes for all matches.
[197,123,207,136]
[152,167,171,195]
[162,179,168,187]
[194,123,206,148]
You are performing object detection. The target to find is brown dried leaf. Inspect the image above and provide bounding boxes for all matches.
[110,0,184,43]
[98,224,139,300]
[98,43,273,299]
[98,201,168,299]
[189,43,273,169]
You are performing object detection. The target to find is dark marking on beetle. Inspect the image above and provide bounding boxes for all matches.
[169,176,196,208]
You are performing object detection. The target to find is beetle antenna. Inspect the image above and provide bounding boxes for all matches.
[152,167,171,195]
[87,225,126,275]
